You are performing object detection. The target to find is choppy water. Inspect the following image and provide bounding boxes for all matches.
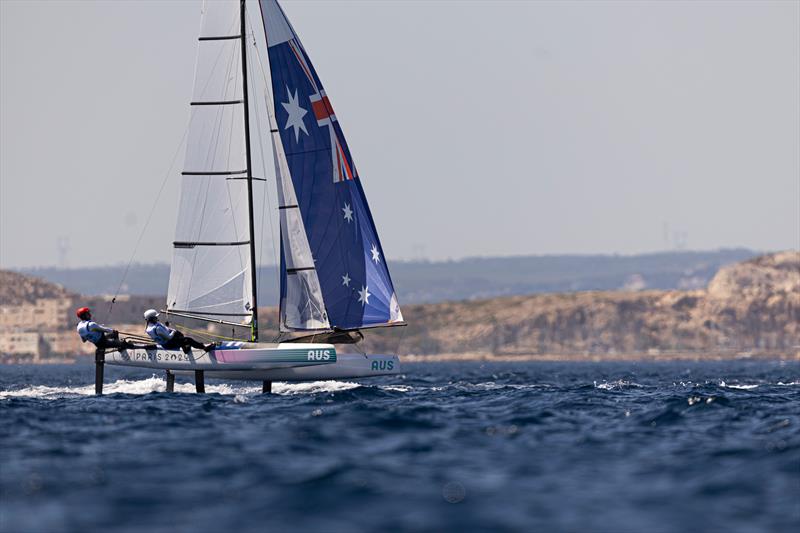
[1,360,798,533]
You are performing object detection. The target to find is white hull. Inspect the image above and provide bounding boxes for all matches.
[103,343,400,381]
[174,353,400,381]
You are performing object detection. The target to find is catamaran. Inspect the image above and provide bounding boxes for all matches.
[98,0,405,393]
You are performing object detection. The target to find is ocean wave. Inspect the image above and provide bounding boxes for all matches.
[0,376,364,399]
[273,380,362,395]
[379,385,414,392]
[1,360,799,533]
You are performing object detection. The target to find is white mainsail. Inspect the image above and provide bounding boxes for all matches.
[166,0,254,326]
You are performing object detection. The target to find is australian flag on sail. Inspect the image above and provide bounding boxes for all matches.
[259,0,403,331]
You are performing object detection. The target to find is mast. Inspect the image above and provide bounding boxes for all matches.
[240,0,259,342]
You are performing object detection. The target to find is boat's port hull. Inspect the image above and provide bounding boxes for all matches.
[103,343,401,380]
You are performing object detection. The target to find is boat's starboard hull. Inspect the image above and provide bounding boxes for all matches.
[174,354,401,381]
[103,343,401,381]
[105,343,337,371]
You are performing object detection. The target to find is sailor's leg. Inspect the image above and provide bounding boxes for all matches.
[194,370,205,393]
[185,336,207,351]
[111,339,134,350]
[167,332,190,354]
[94,349,105,395]
[262,381,272,394]
[104,332,133,351]
[166,370,175,393]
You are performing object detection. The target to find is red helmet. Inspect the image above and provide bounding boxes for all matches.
[76,307,91,319]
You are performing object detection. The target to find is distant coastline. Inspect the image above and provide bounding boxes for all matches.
[401,351,800,363]
[17,248,759,305]
[1,251,797,364]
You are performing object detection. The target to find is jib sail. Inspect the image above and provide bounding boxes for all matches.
[260,0,403,332]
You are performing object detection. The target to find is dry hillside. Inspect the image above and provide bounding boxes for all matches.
[0,270,74,305]
[359,251,799,358]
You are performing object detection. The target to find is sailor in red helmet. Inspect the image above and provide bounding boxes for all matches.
[75,307,133,352]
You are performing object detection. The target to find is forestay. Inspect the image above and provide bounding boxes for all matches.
[260,0,404,332]
[167,0,254,327]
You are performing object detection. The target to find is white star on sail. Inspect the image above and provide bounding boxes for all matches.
[370,244,381,264]
[342,273,351,287]
[357,285,371,305]
[342,203,353,223]
[281,86,308,142]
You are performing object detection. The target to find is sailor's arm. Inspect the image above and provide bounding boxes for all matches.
[89,322,115,334]
[161,323,177,339]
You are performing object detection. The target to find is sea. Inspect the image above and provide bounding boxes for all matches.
[1,360,798,533]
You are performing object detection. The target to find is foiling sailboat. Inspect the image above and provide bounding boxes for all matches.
[99,0,404,393]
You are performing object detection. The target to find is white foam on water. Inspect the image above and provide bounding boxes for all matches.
[422,382,550,393]
[472,382,548,391]
[719,380,759,390]
[0,376,258,399]
[0,376,366,399]
[0,384,87,399]
[593,379,644,390]
[777,381,800,386]
[379,385,413,392]
[272,380,361,395]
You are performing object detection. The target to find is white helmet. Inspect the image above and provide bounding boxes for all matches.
[143,309,159,321]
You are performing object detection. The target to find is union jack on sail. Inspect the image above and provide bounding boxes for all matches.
[287,39,356,183]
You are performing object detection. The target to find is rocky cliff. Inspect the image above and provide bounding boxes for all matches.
[360,251,799,358]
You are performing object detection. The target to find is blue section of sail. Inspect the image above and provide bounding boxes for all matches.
[262,5,401,330]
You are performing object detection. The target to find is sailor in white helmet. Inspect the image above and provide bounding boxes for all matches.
[143,309,214,353]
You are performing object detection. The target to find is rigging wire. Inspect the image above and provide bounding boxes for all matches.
[167,322,244,342]
[245,5,280,289]
[110,9,237,320]
[152,3,226,311]
[107,127,189,319]
[116,331,153,342]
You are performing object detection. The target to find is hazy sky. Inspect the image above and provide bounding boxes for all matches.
[1,0,798,269]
